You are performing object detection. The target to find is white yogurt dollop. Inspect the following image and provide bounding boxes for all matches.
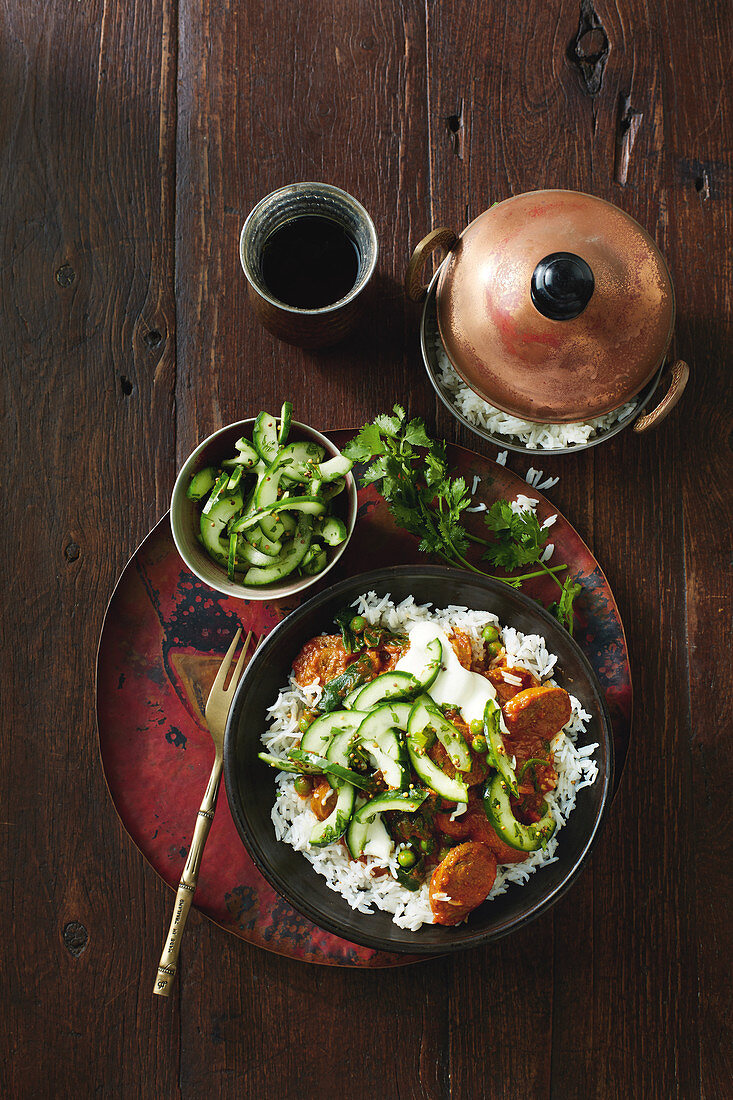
[394,622,497,726]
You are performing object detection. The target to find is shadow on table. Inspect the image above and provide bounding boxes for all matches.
[301,271,425,380]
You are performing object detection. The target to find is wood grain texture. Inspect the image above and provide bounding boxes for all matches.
[1,0,181,1096]
[175,0,431,452]
[2,0,731,1096]
[664,6,733,1096]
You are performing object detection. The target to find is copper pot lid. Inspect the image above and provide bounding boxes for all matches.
[436,190,675,422]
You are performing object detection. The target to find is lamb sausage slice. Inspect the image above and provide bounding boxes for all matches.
[292,635,351,686]
[502,685,572,740]
[436,799,530,865]
[485,665,540,705]
[429,841,497,926]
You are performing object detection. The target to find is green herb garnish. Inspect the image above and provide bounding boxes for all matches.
[333,606,359,653]
[483,501,550,570]
[483,501,581,633]
[548,578,583,635]
[332,607,405,655]
[344,405,581,633]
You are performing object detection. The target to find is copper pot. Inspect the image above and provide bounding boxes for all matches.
[406,190,688,427]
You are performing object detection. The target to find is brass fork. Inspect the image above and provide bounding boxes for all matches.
[153,626,254,997]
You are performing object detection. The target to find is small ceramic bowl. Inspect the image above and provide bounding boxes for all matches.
[170,419,357,600]
[223,565,614,953]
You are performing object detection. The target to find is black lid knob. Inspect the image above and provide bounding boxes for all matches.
[530,252,595,321]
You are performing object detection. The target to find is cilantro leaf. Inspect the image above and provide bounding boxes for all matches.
[447,476,471,511]
[484,500,514,535]
[361,455,392,485]
[482,503,548,571]
[404,417,432,448]
[548,577,582,635]
[372,405,407,439]
[389,498,424,538]
[342,422,386,462]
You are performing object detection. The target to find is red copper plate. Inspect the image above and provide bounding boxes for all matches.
[96,433,632,967]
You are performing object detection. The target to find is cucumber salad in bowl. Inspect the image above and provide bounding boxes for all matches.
[259,593,600,930]
[172,404,355,597]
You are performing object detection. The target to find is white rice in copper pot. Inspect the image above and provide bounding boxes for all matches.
[435,342,637,450]
[261,594,599,931]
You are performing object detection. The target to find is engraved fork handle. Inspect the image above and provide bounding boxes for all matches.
[153,751,222,997]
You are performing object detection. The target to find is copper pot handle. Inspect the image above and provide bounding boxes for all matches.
[405,227,459,302]
[632,359,690,433]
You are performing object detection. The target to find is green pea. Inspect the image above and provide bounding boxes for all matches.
[482,623,500,643]
[487,640,502,658]
[471,734,487,754]
[470,719,483,736]
[397,847,417,869]
[350,615,366,633]
[293,775,312,797]
[419,838,434,855]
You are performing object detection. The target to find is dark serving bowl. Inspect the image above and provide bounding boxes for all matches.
[223,566,614,954]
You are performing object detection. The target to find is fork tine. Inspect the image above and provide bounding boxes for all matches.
[225,629,253,693]
[206,626,242,704]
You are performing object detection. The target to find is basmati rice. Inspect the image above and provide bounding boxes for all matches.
[435,343,637,450]
[525,467,560,491]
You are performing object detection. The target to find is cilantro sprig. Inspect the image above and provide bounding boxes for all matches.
[345,409,472,562]
[344,406,581,633]
[482,501,582,631]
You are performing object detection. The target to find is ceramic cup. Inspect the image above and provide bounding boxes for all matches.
[239,182,378,348]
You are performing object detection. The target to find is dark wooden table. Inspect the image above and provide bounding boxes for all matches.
[4,1,731,1096]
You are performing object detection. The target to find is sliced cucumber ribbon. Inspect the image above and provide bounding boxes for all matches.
[408,695,472,772]
[483,773,556,852]
[253,411,280,463]
[277,400,293,445]
[344,670,420,710]
[353,788,429,822]
[300,709,368,755]
[355,703,411,790]
[229,496,326,532]
[483,698,518,797]
[406,698,469,802]
[226,465,244,491]
[200,491,245,565]
[201,471,230,515]
[240,514,313,585]
[186,466,217,501]
[417,637,443,693]
[315,454,352,482]
[347,791,428,865]
[310,783,354,847]
[301,722,364,844]
[346,811,392,860]
[231,438,260,466]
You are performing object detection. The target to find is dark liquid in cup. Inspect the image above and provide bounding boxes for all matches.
[261,216,360,310]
